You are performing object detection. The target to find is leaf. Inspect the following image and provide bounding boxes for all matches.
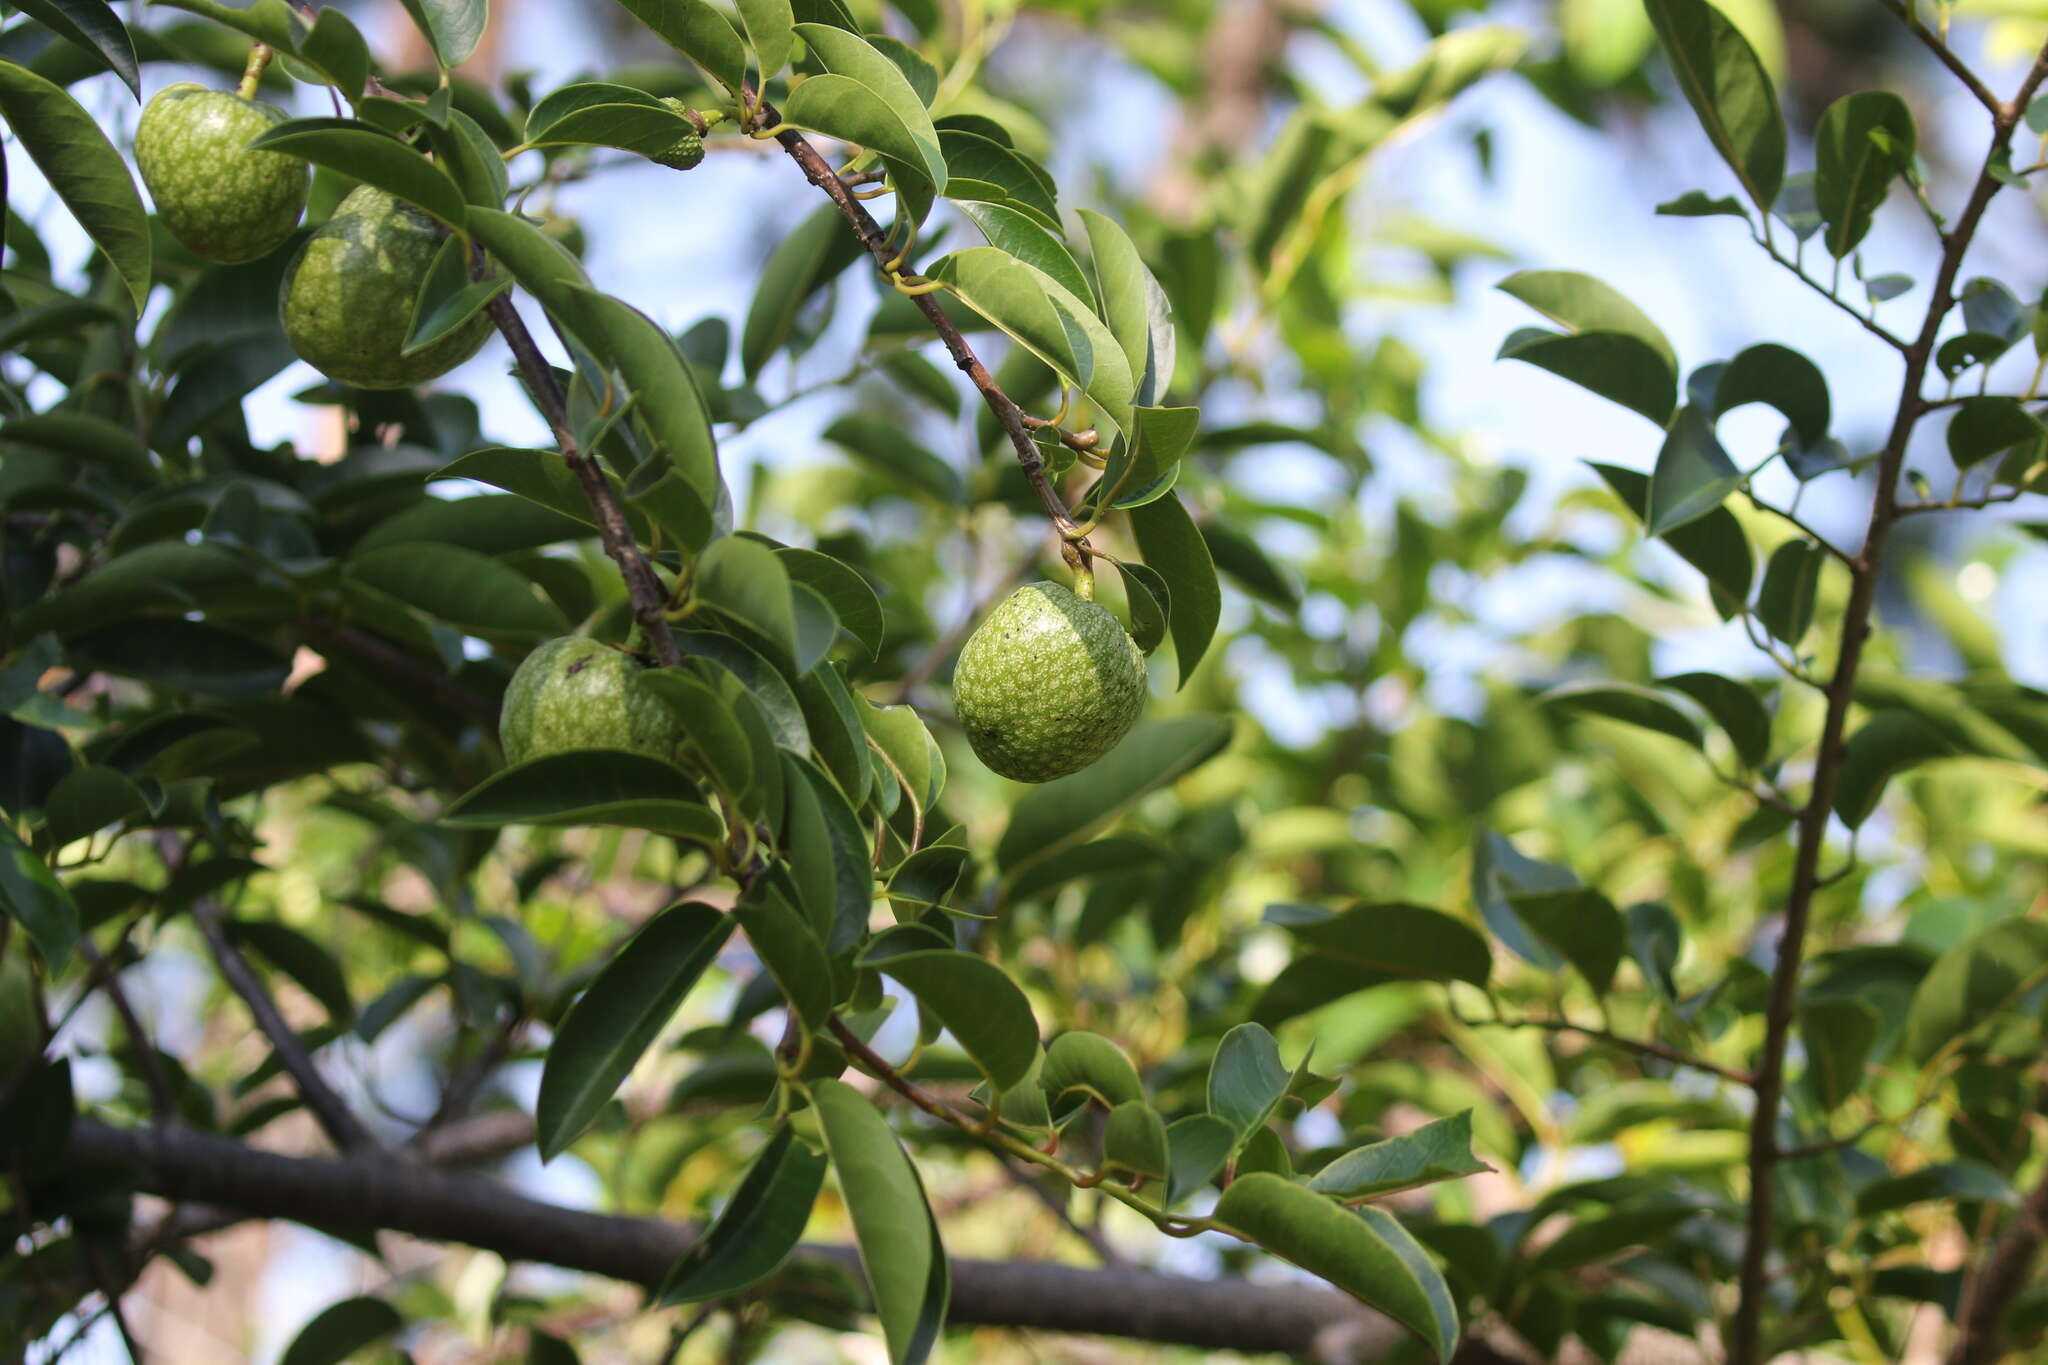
[1655,190,1746,218]
[1497,328,1676,426]
[736,0,796,77]
[0,59,150,311]
[1041,1030,1144,1111]
[1128,493,1220,687]
[1832,710,1956,829]
[858,946,1039,1090]
[537,903,732,1159]
[1309,1112,1489,1201]
[733,877,833,1027]
[1079,209,1176,407]
[1800,996,1878,1111]
[634,672,755,806]
[347,544,566,635]
[614,0,748,95]
[937,130,1059,230]
[394,0,488,66]
[66,619,290,698]
[1645,0,1786,211]
[1116,559,1170,654]
[1165,1113,1235,1205]
[1101,1101,1170,1182]
[824,414,965,503]
[227,920,354,1024]
[1647,405,1739,535]
[1813,91,1915,258]
[957,201,1091,305]
[796,24,946,192]
[777,548,884,658]
[1252,902,1490,1025]
[249,118,469,229]
[1627,902,1683,1000]
[406,247,511,358]
[1855,1161,2015,1217]
[694,535,799,667]
[810,1079,948,1365]
[1095,404,1199,511]
[42,765,150,847]
[1200,521,1299,610]
[994,715,1232,871]
[11,0,139,96]
[929,246,1134,438]
[0,823,78,968]
[1713,342,1829,445]
[1947,396,2046,469]
[1659,671,1771,768]
[1213,1174,1456,1360]
[151,0,297,47]
[741,205,865,376]
[278,1298,403,1365]
[661,1126,827,1303]
[441,751,721,843]
[1757,539,1822,645]
[1507,887,1627,994]
[295,8,371,96]
[1541,681,1704,748]
[438,447,645,538]
[1495,270,1676,372]
[1903,918,2048,1065]
[1207,1022,1290,1141]
[1589,462,1753,607]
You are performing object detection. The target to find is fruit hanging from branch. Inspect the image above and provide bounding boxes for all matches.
[134,83,308,265]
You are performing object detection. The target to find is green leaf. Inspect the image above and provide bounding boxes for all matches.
[1757,538,1823,645]
[0,823,78,968]
[1712,342,1830,445]
[1115,559,1170,654]
[1627,902,1683,1000]
[1645,0,1786,211]
[1079,209,1177,408]
[66,619,289,698]
[778,548,884,658]
[1040,1030,1144,1111]
[1101,1101,1170,1182]
[346,544,567,635]
[1200,520,1300,610]
[1903,918,2048,1065]
[661,1126,827,1303]
[810,1078,949,1365]
[1309,1111,1489,1201]
[1497,328,1676,426]
[1655,190,1746,218]
[1495,270,1675,372]
[783,74,938,199]
[1251,903,1491,1025]
[1646,405,1739,535]
[278,1297,403,1365]
[42,764,150,847]
[1095,404,1199,511]
[406,246,512,357]
[395,0,488,66]
[1207,1022,1290,1142]
[741,204,865,376]
[441,751,721,843]
[1658,671,1771,768]
[957,201,1091,305]
[635,672,755,803]
[733,877,833,1027]
[1833,710,1956,829]
[151,0,298,47]
[1800,996,1878,1111]
[227,920,353,1024]
[1164,1113,1234,1205]
[995,715,1232,871]
[1813,91,1916,258]
[859,947,1038,1090]
[249,118,469,229]
[1128,493,1220,687]
[537,902,733,1160]
[1507,887,1626,994]
[12,0,139,96]
[1947,396,2046,469]
[614,0,748,95]
[295,7,370,97]
[355,493,590,557]
[930,246,1134,438]
[824,414,965,503]
[1588,462,1753,607]
[1213,1173,1456,1360]
[438,447,646,538]
[1541,681,1704,748]
[1855,1161,2015,1218]
[695,535,799,667]
[0,59,150,311]
[937,129,1059,231]
[736,0,796,77]
[796,24,946,192]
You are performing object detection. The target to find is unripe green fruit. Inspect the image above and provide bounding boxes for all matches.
[135,83,309,264]
[0,946,40,1078]
[279,185,492,389]
[500,637,685,764]
[655,99,706,170]
[952,580,1147,783]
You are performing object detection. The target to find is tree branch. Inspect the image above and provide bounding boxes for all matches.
[304,618,500,733]
[483,293,684,668]
[1946,1164,2048,1365]
[1876,0,2004,115]
[67,1120,1402,1361]
[1727,42,2048,1365]
[74,938,175,1126]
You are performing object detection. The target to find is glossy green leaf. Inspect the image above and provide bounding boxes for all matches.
[741,204,865,376]
[1101,1101,1170,1182]
[811,1078,949,1365]
[1164,1113,1235,1205]
[1903,918,2048,1065]
[1497,328,1676,426]
[615,0,748,95]
[958,200,1091,305]
[1115,559,1170,654]
[732,877,833,1027]
[1645,0,1786,211]
[1200,520,1300,610]
[278,1297,403,1365]
[346,544,567,635]
[1214,1173,1455,1360]
[1800,996,1879,1111]
[1252,903,1491,1025]
[777,548,884,658]
[0,59,150,311]
[441,751,720,842]
[661,1125,827,1303]
[1814,91,1915,258]
[151,0,297,47]
[1095,404,1198,511]
[1496,270,1675,371]
[635,672,755,801]
[227,920,353,1024]
[860,946,1039,1090]
[1041,1030,1144,1112]
[395,0,488,66]
[12,0,139,96]
[438,447,646,538]
[737,0,796,77]
[42,765,150,847]
[824,414,965,503]
[249,118,469,228]
[1757,538,1822,645]
[1947,396,2046,469]
[0,823,78,968]
[1309,1112,1488,1201]
[1658,671,1771,768]
[1541,681,1703,748]
[537,902,732,1159]
[406,241,512,357]
[1833,710,1956,829]
[797,24,946,191]
[784,74,938,197]
[1207,1022,1290,1141]
[1646,405,1739,535]
[995,715,1232,870]
[938,129,1059,231]
[695,536,799,667]
[294,7,371,96]
[1589,462,1753,607]
[1507,887,1626,994]
[1712,342,1829,445]
[1128,492,1219,687]
[1080,209,1176,407]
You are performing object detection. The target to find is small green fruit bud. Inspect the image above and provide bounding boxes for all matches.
[656,98,707,170]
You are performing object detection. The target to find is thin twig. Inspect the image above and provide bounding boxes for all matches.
[482,293,684,668]
[306,618,499,731]
[1876,0,2004,115]
[1727,42,2048,1365]
[1743,491,1853,564]
[1753,234,1911,352]
[75,938,175,1125]
[1475,1011,1754,1086]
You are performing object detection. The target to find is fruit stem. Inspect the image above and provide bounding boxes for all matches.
[237,43,272,100]
[1062,540,1095,600]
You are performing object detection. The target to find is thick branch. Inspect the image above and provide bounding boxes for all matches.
[305,618,499,732]
[1946,1166,2048,1365]
[1727,44,2048,1365]
[69,1121,1400,1360]
[483,293,684,668]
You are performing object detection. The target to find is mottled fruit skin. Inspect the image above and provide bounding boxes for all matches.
[953,581,1147,783]
[500,637,684,765]
[279,185,491,389]
[655,99,705,170]
[0,947,39,1077]
[135,83,308,264]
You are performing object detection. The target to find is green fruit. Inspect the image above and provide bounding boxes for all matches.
[654,98,706,170]
[135,83,310,264]
[500,637,684,765]
[0,946,39,1077]
[952,580,1147,783]
[279,185,492,389]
